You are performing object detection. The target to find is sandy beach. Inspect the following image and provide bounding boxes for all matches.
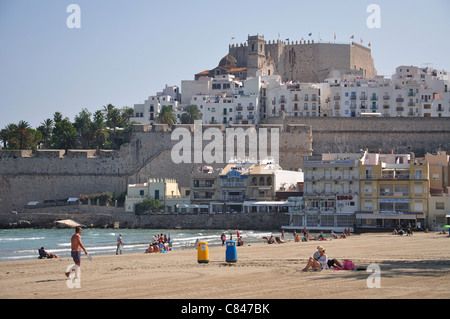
[0,232,449,300]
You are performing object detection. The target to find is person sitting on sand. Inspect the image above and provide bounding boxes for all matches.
[265,235,275,244]
[145,244,154,253]
[302,246,328,271]
[38,247,59,259]
[331,231,339,239]
[237,236,244,246]
[312,246,342,269]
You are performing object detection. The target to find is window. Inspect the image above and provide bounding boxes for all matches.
[363,183,373,193]
[379,184,393,196]
[395,184,408,196]
[436,202,445,210]
[364,200,373,210]
[139,190,144,196]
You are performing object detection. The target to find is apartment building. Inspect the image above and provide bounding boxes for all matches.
[131,85,181,124]
[292,153,361,231]
[357,151,429,229]
[425,152,450,229]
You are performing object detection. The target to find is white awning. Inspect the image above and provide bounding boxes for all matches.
[243,201,288,207]
[356,213,422,220]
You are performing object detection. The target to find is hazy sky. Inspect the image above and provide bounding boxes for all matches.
[1,0,449,129]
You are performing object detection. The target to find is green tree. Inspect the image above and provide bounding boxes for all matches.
[139,198,164,213]
[37,118,54,149]
[51,118,79,152]
[156,105,177,126]
[53,111,63,124]
[0,123,17,148]
[90,110,108,151]
[74,108,93,148]
[180,104,202,124]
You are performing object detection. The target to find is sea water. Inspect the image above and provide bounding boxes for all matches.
[0,228,278,262]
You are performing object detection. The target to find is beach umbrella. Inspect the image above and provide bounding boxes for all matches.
[442,225,450,229]
[237,230,240,238]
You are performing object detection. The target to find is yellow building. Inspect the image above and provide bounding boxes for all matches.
[357,151,429,229]
[125,178,190,213]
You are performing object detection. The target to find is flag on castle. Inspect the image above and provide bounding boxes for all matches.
[350,35,354,39]
[334,33,336,40]
[368,42,371,47]
[308,33,312,36]
[360,38,363,44]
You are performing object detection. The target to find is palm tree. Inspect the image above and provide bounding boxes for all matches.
[37,118,53,148]
[90,110,108,151]
[121,106,134,124]
[53,111,63,124]
[156,105,177,126]
[180,104,202,124]
[0,123,17,148]
[15,120,31,150]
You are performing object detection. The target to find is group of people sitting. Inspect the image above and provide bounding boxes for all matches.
[392,227,413,236]
[263,235,285,244]
[145,233,172,254]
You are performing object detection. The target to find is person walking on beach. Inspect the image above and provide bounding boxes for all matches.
[116,233,123,255]
[221,233,226,246]
[65,226,88,279]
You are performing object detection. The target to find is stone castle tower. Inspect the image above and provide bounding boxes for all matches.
[228,34,377,82]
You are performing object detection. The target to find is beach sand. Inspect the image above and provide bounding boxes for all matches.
[0,232,449,299]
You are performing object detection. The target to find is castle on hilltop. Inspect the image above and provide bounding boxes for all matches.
[196,34,377,83]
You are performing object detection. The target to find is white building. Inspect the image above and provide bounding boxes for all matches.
[131,85,181,124]
[328,65,450,118]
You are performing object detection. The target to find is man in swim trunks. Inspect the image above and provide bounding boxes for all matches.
[65,226,88,279]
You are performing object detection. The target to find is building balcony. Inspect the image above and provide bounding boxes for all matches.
[236,114,243,120]
[396,107,404,111]
[396,98,404,102]
[360,174,378,180]
[334,96,341,100]
[221,182,246,188]
[235,106,243,111]
[247,114,255,119]
[247,105,255,110]
[222,195,245,201]
[383,95,390,100]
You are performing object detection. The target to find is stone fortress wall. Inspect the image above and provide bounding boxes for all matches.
[1,118,449,215]
[228,37,377,83]
[0,123,312,214]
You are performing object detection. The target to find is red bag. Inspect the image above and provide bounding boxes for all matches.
[343,259,355,270]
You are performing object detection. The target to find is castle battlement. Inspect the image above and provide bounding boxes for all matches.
[228,34,377,83]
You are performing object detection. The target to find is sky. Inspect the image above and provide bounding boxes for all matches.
[0,0,449,129]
